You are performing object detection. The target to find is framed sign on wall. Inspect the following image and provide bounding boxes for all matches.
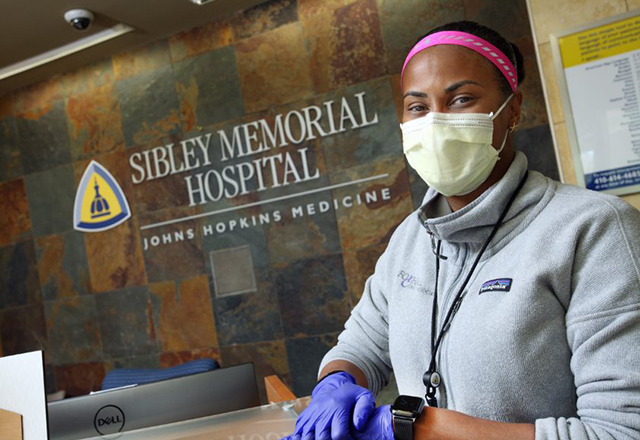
[550,10,640,195]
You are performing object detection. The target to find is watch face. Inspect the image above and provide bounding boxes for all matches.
[391,395,425,416]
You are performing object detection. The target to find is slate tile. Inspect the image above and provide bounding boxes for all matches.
[303,0,386,93]
[59,57,116,96]
[211,268,283,345]
[148,275,218,352]
[36,231,91,300]
[202,218,270,272]
[518,46,549,130]
[0,117,23,182]
[264,191,341,265]
[285,333,338,396]
[514,124,561,181]
[15,100,72,174]
[342,242,387,304]
[0,303,47,356]
[84,217,146,293]
[376,0,464,74]
[275,254,350,337]
[139,207,205,282]
[112,40,172,81]
[54,362,106,396]
[66,84,125,160]
[24,164,76,236]
[11,76,63,118]
[235,22,314,114]
[45,364,57,394]
[104,354,161,372]
[317,77,402,173]
[297,0,359,19]
[95,286,156,358]
[44,296,102,365]
[115,65,182,148]
[389,73,403,124]
[331,156,413,251]
[230,0,298,40]
[168,20,234,63]
[0,240,40,308]
[0,93,12,118]
[127,141,196,213]
[463,0,528,42]
[0,178,31,246]
[159,347,221,368]
[174,46,245,132]
[220,340,290,404]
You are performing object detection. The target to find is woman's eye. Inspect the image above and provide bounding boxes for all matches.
[408,104,428,113]
[451,96,473,106]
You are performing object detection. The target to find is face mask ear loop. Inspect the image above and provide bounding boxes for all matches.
[490,94,514,121]
[492,94,514,161]
[495,130,510,160]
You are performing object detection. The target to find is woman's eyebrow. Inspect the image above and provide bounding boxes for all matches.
[445,80,482,93]
[403,91,428,99]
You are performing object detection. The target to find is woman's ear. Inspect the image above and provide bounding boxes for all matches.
[510,90,524,128]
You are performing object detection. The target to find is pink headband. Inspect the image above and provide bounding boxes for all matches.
[401,31,518,93]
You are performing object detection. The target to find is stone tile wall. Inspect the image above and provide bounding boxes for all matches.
[0,0,558,401]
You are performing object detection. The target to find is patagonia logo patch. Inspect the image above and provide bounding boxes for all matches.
[479,278,513,294]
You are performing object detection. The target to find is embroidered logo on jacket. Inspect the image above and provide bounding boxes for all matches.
[479,278,513,294]
[397,271,432,295]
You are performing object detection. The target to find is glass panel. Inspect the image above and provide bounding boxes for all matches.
[78,397,311,440]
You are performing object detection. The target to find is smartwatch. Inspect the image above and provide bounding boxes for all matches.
[391,395,424,440]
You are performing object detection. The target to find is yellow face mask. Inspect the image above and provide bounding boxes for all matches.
[401,95,513,197]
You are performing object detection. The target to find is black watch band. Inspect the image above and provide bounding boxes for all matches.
[393,416,414,440]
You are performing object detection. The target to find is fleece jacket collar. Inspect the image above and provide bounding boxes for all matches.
[417,152,550,249]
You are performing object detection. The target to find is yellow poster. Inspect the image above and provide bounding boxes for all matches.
[559,15,640,68]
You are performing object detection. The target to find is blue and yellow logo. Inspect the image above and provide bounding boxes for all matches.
[73,161,131,232]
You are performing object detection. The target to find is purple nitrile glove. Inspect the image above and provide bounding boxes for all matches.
[286,371,376,440]
[352,405,393,440]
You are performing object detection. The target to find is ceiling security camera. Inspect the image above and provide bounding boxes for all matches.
[64,9,95,31]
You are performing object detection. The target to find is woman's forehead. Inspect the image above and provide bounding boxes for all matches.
[402,45,499,90]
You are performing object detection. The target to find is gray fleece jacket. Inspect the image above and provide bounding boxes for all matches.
[320,152,640,439]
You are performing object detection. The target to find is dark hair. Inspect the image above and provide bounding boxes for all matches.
[416,21,526,97]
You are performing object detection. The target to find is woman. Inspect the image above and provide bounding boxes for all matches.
[284,21,640,440]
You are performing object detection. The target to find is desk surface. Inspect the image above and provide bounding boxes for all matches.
[78,397,310,440]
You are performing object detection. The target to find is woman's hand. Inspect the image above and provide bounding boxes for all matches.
[282,372,376,440]
[352,405,393,440]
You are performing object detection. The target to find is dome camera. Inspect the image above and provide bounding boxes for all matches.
[64,9,94,31]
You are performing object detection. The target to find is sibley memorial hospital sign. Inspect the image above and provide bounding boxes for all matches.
[81,88,404,250]
[128,91,380,207]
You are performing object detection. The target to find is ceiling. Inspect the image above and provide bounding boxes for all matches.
[0,0,269,94]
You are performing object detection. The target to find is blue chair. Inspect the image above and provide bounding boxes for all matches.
[102,358,220,390]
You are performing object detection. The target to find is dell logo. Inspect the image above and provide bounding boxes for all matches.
[98,415,123,426]
[94,405,125,436]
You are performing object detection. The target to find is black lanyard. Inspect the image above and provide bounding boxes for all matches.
[423,171,529,407]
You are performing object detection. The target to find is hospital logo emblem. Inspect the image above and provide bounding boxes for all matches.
[74,161,131,232]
